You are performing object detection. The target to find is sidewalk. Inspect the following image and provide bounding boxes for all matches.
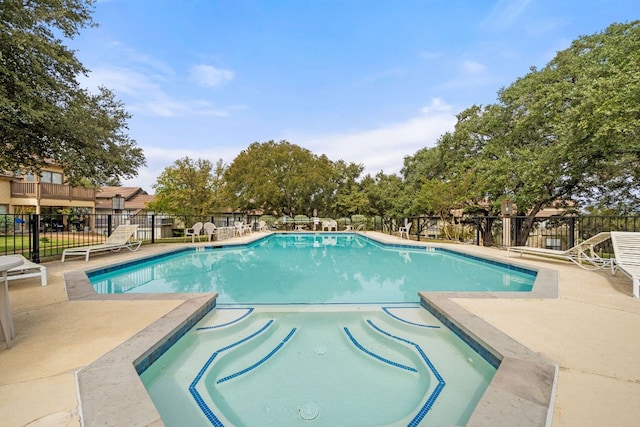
[1,234,639,426]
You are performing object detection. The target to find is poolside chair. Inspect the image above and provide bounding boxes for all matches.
[322,220,337,231]
[4,255,47,287]
[234,221,245,237]
[397,222,412,239]
[258,220,269,232]
[611,231,640,298]
[185,222,204,242]
[507,232,613,271]
[61,225,142,262]
[203,222,217,241]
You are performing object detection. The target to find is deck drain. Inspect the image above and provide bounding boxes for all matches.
[313,345,327,355]
[299,403,320,420]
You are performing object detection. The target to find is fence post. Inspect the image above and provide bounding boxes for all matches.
[151,215,156,244]
[568,217,575,248]
[31,214,40,263]
[107,215,113,237]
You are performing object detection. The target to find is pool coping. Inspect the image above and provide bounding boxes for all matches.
[70,232,559,426]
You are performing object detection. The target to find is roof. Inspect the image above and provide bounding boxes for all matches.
[96,186,148,200]
[95,186,155,211]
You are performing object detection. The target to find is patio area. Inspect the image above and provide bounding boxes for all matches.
[0,232,639,426]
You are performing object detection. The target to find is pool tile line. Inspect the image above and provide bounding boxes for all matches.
[343,327,417,373]
[365,319,446,426]
[196,307,254,331]
[420,298,502,369]
[85,247,192,278]
[357,233,538,277]
[381,306,441,329]
[189,319,276,427]
[216,327,297,384]
[135,296,217,375]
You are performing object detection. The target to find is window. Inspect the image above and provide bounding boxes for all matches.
[545,238,562,251]
[40,170,63,184]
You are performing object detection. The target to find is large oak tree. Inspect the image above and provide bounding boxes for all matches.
[404,21,640,245]
[223,140,337,217]
[0,0,145,185]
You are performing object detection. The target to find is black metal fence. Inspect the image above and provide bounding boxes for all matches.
[2,212,638,262]
[393,215,640,256]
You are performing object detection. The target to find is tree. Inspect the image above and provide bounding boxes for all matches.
[331,160,367,217]
[360,171,404,217]
[0,0,145,184]
[149,157,224,217]
[223,140,336,216]
[404,21,640,245]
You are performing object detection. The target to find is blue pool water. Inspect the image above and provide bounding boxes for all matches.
[89,233,535,303]
[140,306,497,427]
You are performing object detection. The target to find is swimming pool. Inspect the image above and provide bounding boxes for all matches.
[75,233,553,426]
[88,233,536,302]
[75,233,556,426]
[140,305,496,426]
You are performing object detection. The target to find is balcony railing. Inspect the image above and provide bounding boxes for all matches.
[10,182,95,201]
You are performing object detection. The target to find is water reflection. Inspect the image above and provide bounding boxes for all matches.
[90,234,535,302]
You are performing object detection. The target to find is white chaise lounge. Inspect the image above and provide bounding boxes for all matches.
[61,224,142,262]
[4,255,47,287]
[611,231,640,298]
[507,232,613,271]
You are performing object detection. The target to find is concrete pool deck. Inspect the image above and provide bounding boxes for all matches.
[0,231,639,426]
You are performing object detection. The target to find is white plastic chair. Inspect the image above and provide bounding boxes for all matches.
[203,222,217,241]
[397,222,412,239]
[185,222,204,242]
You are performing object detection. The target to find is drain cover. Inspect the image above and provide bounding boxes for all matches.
[299,403,320,420]
[313,345,328,355]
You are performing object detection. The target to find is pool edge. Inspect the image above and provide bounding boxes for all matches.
[70,233,559,426]
[420,293,558,427]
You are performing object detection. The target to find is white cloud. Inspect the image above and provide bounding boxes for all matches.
[290,98,457,176]
[462,60,487,74]
[419,50,441,60]
[190,65,234,88]
[123,99,458,192]
[82,66,235,118]
[480,0,532,30]
[122,145,240,193]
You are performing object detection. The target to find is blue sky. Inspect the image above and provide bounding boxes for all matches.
[71,0,640,193]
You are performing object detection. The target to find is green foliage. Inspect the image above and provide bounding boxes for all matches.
[402,21,640,243]
[149,157,224,217]
[360,172,405,217]
[0,0,145,185]
[223,140,337,216]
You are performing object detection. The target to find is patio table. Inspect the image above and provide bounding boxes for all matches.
[0,256,23,349]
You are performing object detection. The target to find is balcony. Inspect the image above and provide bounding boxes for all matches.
[11,182,95,201]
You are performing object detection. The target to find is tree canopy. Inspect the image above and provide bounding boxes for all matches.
[0,0,145,185]
[141,20,640,245]
[222,140,339,217]
[149,157,225,218]
[402,20,640,243]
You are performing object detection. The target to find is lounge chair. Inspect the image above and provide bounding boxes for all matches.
[507,232,613,271]
[5,255,47,287]
[61,225,142,262]
[185,222,204,242]
[203,222,216,241]
[611,231,640,298]
[397,222,412,239]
